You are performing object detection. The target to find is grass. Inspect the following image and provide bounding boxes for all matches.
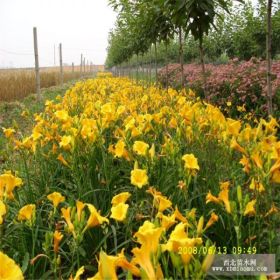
[0,80,78,170]
[0,66,104,102]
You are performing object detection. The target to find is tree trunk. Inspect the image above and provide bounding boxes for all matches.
[165,42,169,89]
[154,42,158,84]
[179,27,185,88]
[128,59,132,79]
[146,58,149,86]
[149,46,152,86]
[267,0,273,115]
[136,54,139,84]
[199,37,207,99]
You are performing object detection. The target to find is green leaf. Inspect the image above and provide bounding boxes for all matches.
[21,252,30,274]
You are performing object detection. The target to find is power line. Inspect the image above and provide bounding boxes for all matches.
[0,48,33,56]
[63,47,104,52]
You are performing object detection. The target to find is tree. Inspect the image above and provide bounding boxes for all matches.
[267,0,273,115]
[163,0,244,97]
[107,0,176,84]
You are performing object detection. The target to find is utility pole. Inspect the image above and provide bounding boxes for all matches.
[83,57,86,73]
[80,54,83,76]
[54,44,56,66]
[33,27,41,100]
[59,43,63,85]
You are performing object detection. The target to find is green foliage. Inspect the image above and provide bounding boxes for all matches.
[106,1,280,67]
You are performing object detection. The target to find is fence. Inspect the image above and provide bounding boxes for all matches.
[0,27,104,102]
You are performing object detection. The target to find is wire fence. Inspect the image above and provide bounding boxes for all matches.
[0,28,104,102]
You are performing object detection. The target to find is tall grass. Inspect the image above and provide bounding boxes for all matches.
[0,66,104,102]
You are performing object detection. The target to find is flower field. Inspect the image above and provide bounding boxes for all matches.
[1,73,280,279]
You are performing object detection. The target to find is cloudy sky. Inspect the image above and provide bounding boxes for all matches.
[0,0,261,69]
[0,0,117,68]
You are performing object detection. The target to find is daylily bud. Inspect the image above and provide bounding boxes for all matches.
[197,216,204,236]
[202,246,216,273]
[237,185,242,204]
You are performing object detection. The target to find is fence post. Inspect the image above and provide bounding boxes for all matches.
[72,62,74,73]
[80,54,83,77]
[83,58,86,73]
[54,44,56,66]
[59,43,63,85]
[33,27,41,100]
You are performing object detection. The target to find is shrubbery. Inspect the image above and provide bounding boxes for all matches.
[158,58,280,119]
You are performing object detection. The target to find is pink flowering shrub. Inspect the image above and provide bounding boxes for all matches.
[159,58,280,118]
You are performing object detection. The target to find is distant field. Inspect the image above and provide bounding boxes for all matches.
[0,65,104,101]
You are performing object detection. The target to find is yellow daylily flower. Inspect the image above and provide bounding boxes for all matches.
[0,251,24,280]
[219,181,230,190]
[227,119,241,136]
[18,204,36,223]
[134,221,163,253]
[0,172,23,200]
[239,155,251,174]
[230,137,247,154]
[131,245,156,280]
[206,188,231,214]
[3,127,16,138]
[147,188,172,212]
[59,135,73,150]
[249,179,265,193]
[57,153,69,167]
[93,248,140,279]
[53,230,63,253]
[174,206,188,223]
[206,191,220,205]
[97,251,118,280]
[244,199,257,216]
[0,200,7,224]
[61,207,75,234]
[31,129,42,141]
[218,188,231,214]
[85,204,109,229]
[264,204,279,217]
[111,192,131,206]
[271,169,280,183]
[186,208,197,220]
[114,139,126,158]
[204,212,219,230]
[156,212,177,231]
[163,223,202,265]
[55,110,69,122]
[130,168,148,189]
[133,141,149,156]
[251,152,263,169]
[110,203,129,222]
[182,153,200,170]
[47,192,65,208]
[269,158,280,174]
[162,222,188,252]
[76,200,85,222]
[154,194,172,213]
[70,266,85,280]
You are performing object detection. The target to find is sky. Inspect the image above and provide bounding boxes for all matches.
[0,0,117,68]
